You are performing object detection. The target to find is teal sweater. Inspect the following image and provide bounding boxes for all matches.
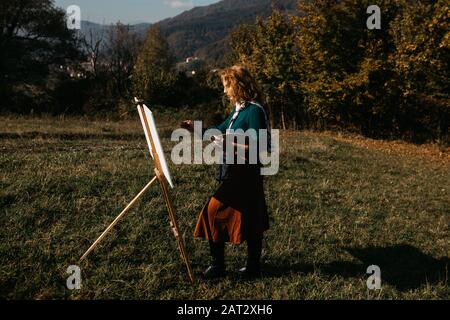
[206,102,270,180]
[208,102,268,137]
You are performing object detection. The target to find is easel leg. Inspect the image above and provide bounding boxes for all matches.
[157,171,195,283]
[80,176,158,262]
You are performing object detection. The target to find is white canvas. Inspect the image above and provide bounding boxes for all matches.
[137,104,174,188]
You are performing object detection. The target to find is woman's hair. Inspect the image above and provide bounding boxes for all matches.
[219,65,261,104]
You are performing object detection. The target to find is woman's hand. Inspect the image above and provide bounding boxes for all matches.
[180,120,195,132]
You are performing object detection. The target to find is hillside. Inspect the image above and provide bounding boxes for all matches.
[157,0,297,63]
[80,0,297,64]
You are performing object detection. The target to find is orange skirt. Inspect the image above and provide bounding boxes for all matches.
[194,164,269,244]
[194,197,243,244]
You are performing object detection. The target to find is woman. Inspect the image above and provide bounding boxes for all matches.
[181,65,270,279]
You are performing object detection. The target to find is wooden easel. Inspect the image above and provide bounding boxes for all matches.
[79,103,194,283]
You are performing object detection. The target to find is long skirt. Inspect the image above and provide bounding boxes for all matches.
[194,164,269,244]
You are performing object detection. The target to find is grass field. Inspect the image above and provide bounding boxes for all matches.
[0,114,449,300]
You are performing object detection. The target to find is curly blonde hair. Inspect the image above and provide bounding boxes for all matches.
[219,66,261,104]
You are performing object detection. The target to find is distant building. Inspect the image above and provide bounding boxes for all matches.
[186,56,199,63]
[177,57,204,77]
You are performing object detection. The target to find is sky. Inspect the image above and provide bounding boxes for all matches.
[54,0,221,25]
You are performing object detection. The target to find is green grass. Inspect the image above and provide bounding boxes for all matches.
[0,115,448,300]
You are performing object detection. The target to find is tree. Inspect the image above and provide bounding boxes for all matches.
[294,0,394,132]
[82,28,105,80]
[76,23,144,116]
[230,10,302,129]
[105,23,143,98]
[227,0,448,142]
[132,26,176,106]
[0,0,82,113]
[389,0,449,142]
[294,0,449,141]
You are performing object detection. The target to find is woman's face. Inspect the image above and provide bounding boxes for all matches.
[222,81,231,98]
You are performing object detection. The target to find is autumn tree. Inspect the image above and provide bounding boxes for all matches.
[389,0,449,142]
[230,10,301,129]
[294,0,449,141]
[132,26,176,106]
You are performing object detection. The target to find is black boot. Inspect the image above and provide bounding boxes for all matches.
[203,241,226,279]
[239,238,262,278]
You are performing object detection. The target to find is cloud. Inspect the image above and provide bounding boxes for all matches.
[164,0,194,9]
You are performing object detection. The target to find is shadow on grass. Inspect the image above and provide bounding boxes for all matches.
[263,245,449,292]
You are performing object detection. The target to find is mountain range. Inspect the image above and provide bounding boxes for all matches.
[81,0,298,64]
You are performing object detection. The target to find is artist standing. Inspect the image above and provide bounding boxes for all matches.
[181,65,271,279]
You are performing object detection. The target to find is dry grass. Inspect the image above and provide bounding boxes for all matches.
[0,116,448,300]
